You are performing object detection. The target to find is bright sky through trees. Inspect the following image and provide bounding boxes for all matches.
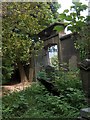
[58,0,88,16]
[57,0,88,33]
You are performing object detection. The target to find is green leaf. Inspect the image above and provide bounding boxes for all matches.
[65,15,72,21]
[53,26,64,32]
[67,26,74,32]
[59,13,66,20]
[63,9,69,13]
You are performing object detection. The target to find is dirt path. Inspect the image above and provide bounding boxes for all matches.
[1,82,31,96]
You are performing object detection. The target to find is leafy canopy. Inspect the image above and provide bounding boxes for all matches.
[2,2,59,81]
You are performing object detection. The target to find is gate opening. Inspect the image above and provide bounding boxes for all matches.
[48,45,58,68]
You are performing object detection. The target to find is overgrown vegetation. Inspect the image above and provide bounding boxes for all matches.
[2,2,60,83]
[51,55,59,70]
[2,70,87,119]
[2,1,89,119]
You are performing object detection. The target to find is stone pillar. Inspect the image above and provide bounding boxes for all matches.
[42,48,50,67]
[78,58,90,106]
[57,33,64,69]
[78,59,90,120]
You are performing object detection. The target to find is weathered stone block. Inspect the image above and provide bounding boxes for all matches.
[80,108,90,119]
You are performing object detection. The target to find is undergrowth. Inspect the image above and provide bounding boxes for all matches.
[2,69,88,119]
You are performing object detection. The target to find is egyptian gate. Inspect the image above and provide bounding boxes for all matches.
[35,22,78,73]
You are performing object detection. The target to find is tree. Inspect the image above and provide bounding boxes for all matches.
[55,2,90,60]
[58,2,87,32]
[2,2,56,83]
[48,2,61,20]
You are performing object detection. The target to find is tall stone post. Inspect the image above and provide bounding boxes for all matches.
[58,32,66,70]
[78,41,90,119]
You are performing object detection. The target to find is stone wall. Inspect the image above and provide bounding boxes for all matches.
[59,34,78,70]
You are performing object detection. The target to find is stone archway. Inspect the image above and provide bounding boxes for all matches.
[36,32,65,72]
[42,36,60,68]
[36,22,78,73]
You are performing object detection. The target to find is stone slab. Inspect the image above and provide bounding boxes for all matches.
[80,108,90,118]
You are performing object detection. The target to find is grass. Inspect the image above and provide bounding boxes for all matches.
[2,80,87,119]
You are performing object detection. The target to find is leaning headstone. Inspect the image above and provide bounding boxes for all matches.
[69,55,77,70]
[37,77,60,96]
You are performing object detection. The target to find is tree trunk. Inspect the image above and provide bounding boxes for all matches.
[29,55,35,82]
[17,61,28,83]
